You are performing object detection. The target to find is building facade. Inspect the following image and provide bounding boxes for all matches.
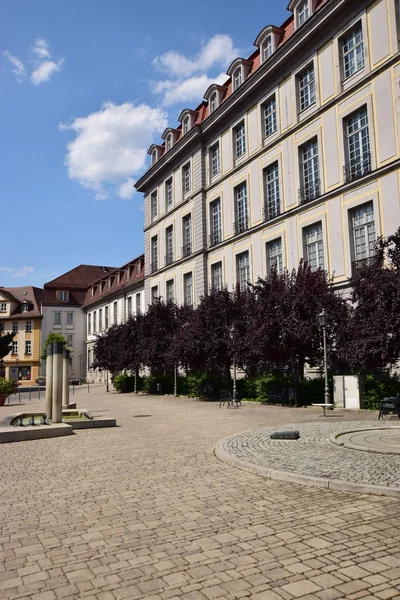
[42,265,117,380]
[0,286,42,385]
[136,0,400,306]
[84,255,145,382]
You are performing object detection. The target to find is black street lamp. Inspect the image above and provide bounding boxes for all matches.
[15,355,20,402]
[230,325,238,402]
[106,370,109,392]
[318,309,332,408]
[79,354,82,384]
[0,358,5,378]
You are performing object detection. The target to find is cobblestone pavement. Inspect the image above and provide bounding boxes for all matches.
[1,389,400,600]
[217,422,400,494]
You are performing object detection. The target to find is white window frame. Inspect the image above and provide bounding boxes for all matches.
[183,272,193,306]
[151,190,158,220]
[183,115,190,135]
[88,314,92,335]
[151,149,157,166]
[93,311,97,333]
[233,67,242,90]
[210,198,222,246]
[66,334,74,348]
[0,303,6,312]
[234,121,246,159]
[297,0,310,27]
[113,301,118,324]
[166,279,174,303]
[151,286,159,304]
[344,106,370,177]
[211,262,223,291]
[105,305,109,329]
[151,236,158,271]
[66,312,74,327]
[166,134,172,151]
[236,251,250,292]
[25,340,31,355]
[21,304,29,313]
[58,291,69,302]
[210,142,220,178]
[210,92,217,113]
[165,225,174,264]
[127,296,132,318]
[165,178,173,209]
[298,64,316,112]
[267,239,283,275]
[53,313,61,327]
[182,163,191,195]
[182,214,192,255]
[136,293,141,315]
[98,308,103,330]
[342,21,364,80]
[263,162,281,220]
[304,222,325,271]
[300,138,320,200]
[262,95,277,139]
[262,36,273,62]
[25,320,32,332]
[12,341,18,355]
[234,182,249,235]
[351,203,376,264]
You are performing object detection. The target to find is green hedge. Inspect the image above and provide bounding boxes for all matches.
[363,373,400,410]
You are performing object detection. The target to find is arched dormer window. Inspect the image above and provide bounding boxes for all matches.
[178,110,198,136]
[254,25,284,64]
[204,84,227,115]
[227,58,252,92]
[161,128,180,152]
[151,149,157,165]
[148,144,163,166]
[166,134,172,151]
[288,0,316,30]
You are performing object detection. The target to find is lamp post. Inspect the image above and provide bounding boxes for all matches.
[174,364,178,397]
[87,350,90,393]
[318,309,331,408]
[16,355,20,402]
[230,326,238,402]
[79,354,82,384]
[106,370,109,392]
[0,358,5,378]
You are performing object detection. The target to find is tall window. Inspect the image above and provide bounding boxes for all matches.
[151,149,157,165]
[234,183,249,235]
[88,314,91,335]
[182,214,192,257]
[263,95,277,138]
[262,36,273,61]
[25,321,32,332]
[12,341,18,354]
[182,163,191,195]
[300,139,320,202]
[298,65,315,111]
[166,134,172,151]
[304,223,324,271]
[93,311,97,333]
[183,116,190,135]
[237,252,250,292]
[99,309,103,330]
[165,178,173,209]
[126,266,130,280]
[211,262,223,291]
[127,297,132,318]
[113,301,118,324]
[210,92,217,113]
[351,203,376,265]
[151,286,159,304]
[183,273,193,306]
[210,142,220,177]
[25,340,31,354]
[165,225,174,265]
[151,236,158,272]
[66,334,73,348]
[58,291,68,302]
[342,22,364,79]
[105,306,109,329]
[297,0,309,26]
[166,280,174,302]
[66,312,74,326]
[210,198,222,246]
[233,67,242,90]
[151,191,158,220]
[267,239,283,274]
[344,107,370,182]
[234,121,246,158]
[264,162,280,221]
[136,293,141,314]
[53,314,61,327]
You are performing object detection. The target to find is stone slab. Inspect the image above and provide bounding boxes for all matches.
[0,423,73,443]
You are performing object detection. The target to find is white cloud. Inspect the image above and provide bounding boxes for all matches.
[12,266,34,278]
[3,51,25,82]
[0,266,14,272]
[151,34,237,106]
[31,38,51,60]
[153,34,237,78]
[60,102,167,200]
[156,72,227,107]
[31,58,64,85]
[118,178,136,200]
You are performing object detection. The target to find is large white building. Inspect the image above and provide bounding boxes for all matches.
[136,0,400,306]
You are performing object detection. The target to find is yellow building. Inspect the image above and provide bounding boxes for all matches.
[0,286,43,386]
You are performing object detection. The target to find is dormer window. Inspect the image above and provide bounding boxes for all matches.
[127,266,131,279]
[91,286,96,297]
[116,272,121,285]
[99,282,103,293]
[151,149,157,165]
[21,303,29,313]
[183,116,190,135]
[262,36,273,61]
[137,260,142,273]
[58,291,69,302]
[166,134,172,151]
[233,67,242,90]
[210,92,217,114]
[108,278,111,289]
[298,0,309,26]
[161,128,180,151]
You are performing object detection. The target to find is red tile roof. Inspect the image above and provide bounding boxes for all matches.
[155,0,330,160]
[83,255,145,307]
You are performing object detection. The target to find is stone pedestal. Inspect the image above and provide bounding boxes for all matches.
[62,349,70,409]
[45,344,53,420]
[52,342,63,423]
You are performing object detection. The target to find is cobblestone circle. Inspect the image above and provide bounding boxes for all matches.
[1,390,400,600]
[217,421,400,493]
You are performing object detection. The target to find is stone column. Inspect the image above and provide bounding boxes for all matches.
[45,343,53,419]
[52,342,63,423]
[62,349,70,409]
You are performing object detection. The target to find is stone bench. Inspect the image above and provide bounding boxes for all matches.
[312,403,334,416]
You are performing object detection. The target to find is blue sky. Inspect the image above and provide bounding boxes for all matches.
[1,0,289,288]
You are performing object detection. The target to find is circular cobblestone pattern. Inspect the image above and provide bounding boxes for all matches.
[334,427,400,455]
[216,421,400,496]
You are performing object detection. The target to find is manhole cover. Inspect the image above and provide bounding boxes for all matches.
[133,415,152,418]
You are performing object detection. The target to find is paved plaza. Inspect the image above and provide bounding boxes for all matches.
[1,388,400,600]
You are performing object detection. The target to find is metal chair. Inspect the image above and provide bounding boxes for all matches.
[219,390,234,408]
[378,395,400,420]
